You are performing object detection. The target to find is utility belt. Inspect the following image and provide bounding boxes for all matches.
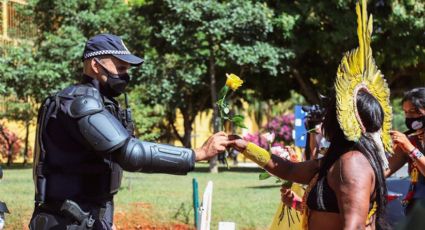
[37,200,108,230]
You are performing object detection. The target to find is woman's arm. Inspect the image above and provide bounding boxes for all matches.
[385,145,408,178]
[391,131,425,177]
[265,155,320,184]
[407,149,425,175]
[229,139,320,184]
[328,151,375,230]
[308,132,319,160]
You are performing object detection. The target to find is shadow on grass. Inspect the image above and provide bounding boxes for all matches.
[193,166,263,173]
[245,184,282,189]
[0,163,33,170]
[1,163,264,173]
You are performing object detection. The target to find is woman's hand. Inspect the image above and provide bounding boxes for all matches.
[284,146,299,162]
[390,130,415,154]
[228,135,248,152]
[280,185,302,210]
[284,146,296,156]
[280,186,295,207]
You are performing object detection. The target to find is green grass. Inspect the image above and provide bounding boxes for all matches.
[0,168,34,230]
[0,165,281,229]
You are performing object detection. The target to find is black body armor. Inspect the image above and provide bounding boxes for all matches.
[33,79,195,207]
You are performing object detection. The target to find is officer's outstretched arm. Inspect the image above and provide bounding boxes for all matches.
[70,95,195,175]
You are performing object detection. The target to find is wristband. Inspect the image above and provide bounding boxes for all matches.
[291,199,297,209]
[242,142,271,167]
[292,197,302,210]
[409,148,424,160]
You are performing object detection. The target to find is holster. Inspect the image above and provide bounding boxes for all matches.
[60,200,95,230]
[31,200,107,230]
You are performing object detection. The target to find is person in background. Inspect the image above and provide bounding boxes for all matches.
[386,87,425,214]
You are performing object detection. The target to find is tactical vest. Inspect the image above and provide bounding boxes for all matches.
[33,84,132,205]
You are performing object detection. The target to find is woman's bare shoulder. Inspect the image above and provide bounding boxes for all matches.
[328,150,374,187]
[340,150,372,166]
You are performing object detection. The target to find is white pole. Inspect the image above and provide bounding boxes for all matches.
[198,181,213,230]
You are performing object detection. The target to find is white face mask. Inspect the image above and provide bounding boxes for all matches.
[320,138,330,149]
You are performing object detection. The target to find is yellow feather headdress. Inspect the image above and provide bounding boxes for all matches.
[335,0,393,155]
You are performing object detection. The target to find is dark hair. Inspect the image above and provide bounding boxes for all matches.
[321,90,388,229]
[402,87,425,110]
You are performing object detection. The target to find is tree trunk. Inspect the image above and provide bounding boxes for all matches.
[23,119,30,166]
[181,106,193,149]
[292,69,320,104]
[208,45,219,173]
[7,148,13,167]
[168,113,185,145]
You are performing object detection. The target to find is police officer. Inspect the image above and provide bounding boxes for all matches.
[29,34,229,230]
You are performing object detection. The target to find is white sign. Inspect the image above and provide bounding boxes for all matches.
[218,222,236,230]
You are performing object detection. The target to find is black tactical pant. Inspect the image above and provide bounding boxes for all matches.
[29,201,114,230]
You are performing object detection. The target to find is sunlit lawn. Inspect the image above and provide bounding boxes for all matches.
[0,164,281,229]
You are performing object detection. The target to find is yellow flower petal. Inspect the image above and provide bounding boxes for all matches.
[225,73,243,91]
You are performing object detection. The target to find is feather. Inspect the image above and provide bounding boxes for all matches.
[335,0,393,156]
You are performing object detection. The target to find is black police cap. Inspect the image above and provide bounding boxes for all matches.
[82,34,144,66]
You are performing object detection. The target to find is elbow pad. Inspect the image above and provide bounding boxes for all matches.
[116,138,195,175]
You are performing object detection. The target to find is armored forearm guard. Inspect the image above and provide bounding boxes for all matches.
[115,138,195,175]
[69,94,195,175]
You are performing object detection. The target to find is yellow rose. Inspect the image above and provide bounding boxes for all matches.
[225,73,243,91]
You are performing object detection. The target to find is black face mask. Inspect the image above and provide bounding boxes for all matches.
[95,59,130,97]
[405,116,425,131]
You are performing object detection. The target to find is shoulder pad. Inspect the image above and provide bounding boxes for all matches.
[60,84,101,100]
[68,95,103,118]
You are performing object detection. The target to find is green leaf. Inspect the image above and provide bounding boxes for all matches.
[234,123,248,129]
[231,114,245,123]
[259,171,272,180]
[231,114,247,129]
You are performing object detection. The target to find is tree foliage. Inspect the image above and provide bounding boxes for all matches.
[29,0,131,92]
[0,0,423,155]
[0,0,135,163]
[129,0,292,149]
[126,85,172,141]
[266,0,425,102]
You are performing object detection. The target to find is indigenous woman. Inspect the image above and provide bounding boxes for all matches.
[230,1,392,229]
[387,88,425,214]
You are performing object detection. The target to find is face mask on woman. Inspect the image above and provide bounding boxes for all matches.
[405,116,425,131]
